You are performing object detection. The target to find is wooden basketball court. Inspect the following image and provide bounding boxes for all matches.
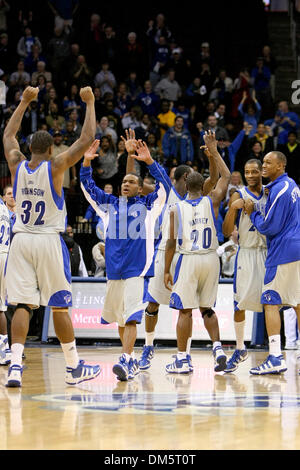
[1,346,300,450]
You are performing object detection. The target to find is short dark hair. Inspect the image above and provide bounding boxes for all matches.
[272,151,287,167]
[30,130,53,153]
[186,172,204,192]
[174,165,192,181]
[125,173,143,187]
[245,159,262,170]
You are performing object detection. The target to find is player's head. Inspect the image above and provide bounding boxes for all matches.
[288,130,297,145]
[262,151,287,181]
[244,159,262,189]
[121,173,143,198]
[30,130,53,159]
[2,185,15,208]
[186,171,204,194]
[174,165,192,183]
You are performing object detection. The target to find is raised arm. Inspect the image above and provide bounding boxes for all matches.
[201,145,219,196]
[204,131,230,217]
[3,86,38,179]
[164,207,177,291]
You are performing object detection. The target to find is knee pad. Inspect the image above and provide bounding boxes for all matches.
[16,304,33,320]
[201,308,215,319]
[145,307,159,317]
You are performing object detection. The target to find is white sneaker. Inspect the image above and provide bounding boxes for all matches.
[0,349,11,366]
[6,364,23,388]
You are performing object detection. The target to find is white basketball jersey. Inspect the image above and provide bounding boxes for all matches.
[237,186,267,249]
[176,196,218,254]
[158,186,186,251]
[13,160,67,234]
[0,199,10,253]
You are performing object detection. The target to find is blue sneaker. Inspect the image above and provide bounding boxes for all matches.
[113,354,130,381]
[166,356,190,374]
[213,346,227,372]
[186,354,193,373]
[139,346,154,370]
[224,349,248,373]
[250,355,287,375]
[128,358,140,380]
[65,360,101,385]
[6,364,23,388]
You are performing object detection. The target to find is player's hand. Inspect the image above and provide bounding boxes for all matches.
[133,140,154,165]
[244,198,254,216]
[231,198,244,210]
[22,86,39,104]
[200,145,212,159]
[84,139,100,160]
[121,128,137,154]
[203,130,218,153]
[164,272,173,291]
[80,86,95,103]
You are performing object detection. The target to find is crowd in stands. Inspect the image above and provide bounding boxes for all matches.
[0,1,299,276]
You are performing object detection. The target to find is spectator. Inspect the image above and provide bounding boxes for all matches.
[71,54,92,88]
[155,69,182,102]
[63,120,77,146]
[0,32,13,73]
[232,68,251,118]
[162,115,194,167]
[63,83,82,116]
[199,115,230,143]
[24,44,46,75]
[217,227,239,278]
[146,13,172,47]
[51,130,77,195]
[93,86,106,120]
[134,113,160,142]
[102,99,122,134]
[185,76,208,107]
[9,60,30,89]
[125,71,142,102]
[156,99,176,146]
[172,100,190,129]
[146,132,164,164]
[251,56,272,114]
[122,31,144,80]
[101,25,118,72]
[199,62,214,94]
[67,108,82,138]
[21,100,42,136]
[121,105,143,130]
[136,80,160,117]
[277,131,300,184]
[17,27,42,59]
[46,102,65,131]
[84,13,104,68]
[47,27,70,84]
[114,82,132,117]
[31,61,52,85]
[149,35,170,87]
[62,224,88,277]
[0,0,9,32]
[166,47,192,86]
[94,62,116,97]
[264,100,300,146]
[96,116,118,144]
[238,90,261,138]
[92,135,119,192]
[262,45,277,100]
[225,171,245,203]
[92,241,106,278]
[47,0,79,32]
[249,122,274,155]
[210,69,233,103]
[215,103,227,128]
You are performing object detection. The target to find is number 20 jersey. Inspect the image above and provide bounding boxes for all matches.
[176,196,218,254]
[13,160,67,234]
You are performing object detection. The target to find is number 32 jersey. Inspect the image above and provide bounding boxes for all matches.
[13,160,67,234]
[176,196,218,254]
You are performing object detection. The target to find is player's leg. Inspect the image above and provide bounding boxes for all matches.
[166,309,192,374]
[224,309,248,373]
[0,311,8,361]
[200,307,227,372]
[139,301,158,370]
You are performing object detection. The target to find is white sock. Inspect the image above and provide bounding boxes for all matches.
[213,341,222,350]
[131,351,135,360]
[234,320,246,350]
[145,332,155,346]
[186,337,192,355]
[11,343,24,367]
[123,353,131,362]
[177,351,187,360]
[61,340,79,368]
[269,335,281,357]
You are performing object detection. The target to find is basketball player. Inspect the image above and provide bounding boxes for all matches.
[3,85,101,387]
[0,196,11,364]
[80,138,172,381]
[164,131,231,373]
[245,151,300,375]
[222,159,267,373]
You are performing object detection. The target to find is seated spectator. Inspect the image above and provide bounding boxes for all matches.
[238,90,261,137]
[198,115,230,143]
[9,60,30,89]
[122,31,145,81]
[93,86,106,120]
[96,116,118,144]
[166,47,192,86]
[146,13,172,47]
[277,131,300,184]
[100,25,118,73]
[134,113,160,142]
[46,102,65,132]
[136,80,160,116]
[146,132,164,164]
[225,171,244,202]
[156,99,176,146]
[248,140,263,162]
[17,27,42,59]
[121,105,143,130]
[62,225,88,277]
[92,135,119,192]
[43,86,60,114]
[92,241,106,278]
[102,99,122,134]
[63,120,77,146]
[217,227,239,278]
[67,109,82,138]
[149,35,170,87]
[155,69,182,103]
[125,71,142,102]
[31,61,52,85]
[94,62,116,97]
[215,103,227,128]
[210,69,233,103]
[114,82,132,117]
[172,100,190,129]
[0,32,14,74]
[185,76,208,107]
[71,55,92,88]
[24,44,46,75]
[162,115,194,167]
[264,100,300,145]
[199,61,214,94]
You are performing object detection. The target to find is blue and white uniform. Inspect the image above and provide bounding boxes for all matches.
[250,173,300,307]
[146,186,186,306]
[80,160,171,326]
[234,186,268,312]
[0,199,10,311]
[6,160,71,308]
[170,196,220,310]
